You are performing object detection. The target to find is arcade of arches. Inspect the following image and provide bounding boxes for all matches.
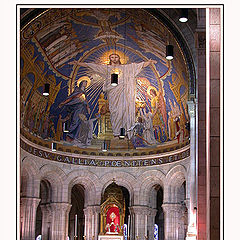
[19,7,221,240]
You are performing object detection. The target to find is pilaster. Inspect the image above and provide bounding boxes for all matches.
[162,203,182,240]
[186,101,197,240]
[50,202,72,240]
[84,205,101,240]
[129,206,156,240]
[20,197,41,240]
[40,204,52,240]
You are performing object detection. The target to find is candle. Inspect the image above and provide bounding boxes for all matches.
[145,215,147,236]
[128,215,130,237]
[75,214,77,237]
[136,215,138,236]
[84,214,87,237]
[92,214,94,237]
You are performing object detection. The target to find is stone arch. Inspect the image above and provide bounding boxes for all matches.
[165,164,187,187]
[21,157,41,198]
[65,169,100,206]
[164,164,187,203]
[99,171,136,205]
[39,164,67,202]
[136,170,166,206]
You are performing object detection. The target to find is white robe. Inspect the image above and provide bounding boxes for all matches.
[142,112,157,145]
[86,62,145,138]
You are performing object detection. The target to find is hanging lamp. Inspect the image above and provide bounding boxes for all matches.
[43,83,50,96]
[166,45,174,61]
[51,142,57,152]
[119,128,125,139]
[102,140,108,152]
[63,121,69,133]
[179,9,188,23]
[111,73,118,86]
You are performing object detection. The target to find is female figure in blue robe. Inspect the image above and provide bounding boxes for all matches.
[59,80,90,143]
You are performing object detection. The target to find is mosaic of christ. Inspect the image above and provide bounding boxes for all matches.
[20,8,190,150]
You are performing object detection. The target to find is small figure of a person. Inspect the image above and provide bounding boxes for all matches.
[114,223,119,233]
[105,223,111,234]
[59,80,90,143]
[140,108,157,145]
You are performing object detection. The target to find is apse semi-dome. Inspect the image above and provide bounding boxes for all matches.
[20,8,190,159]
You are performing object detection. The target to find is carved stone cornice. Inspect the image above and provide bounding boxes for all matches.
[20,135,190,167]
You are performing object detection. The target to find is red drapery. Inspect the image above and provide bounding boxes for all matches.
[106,206,120,233]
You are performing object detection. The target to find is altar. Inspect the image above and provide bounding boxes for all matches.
[98,235,124,240]
[98,181,125,240]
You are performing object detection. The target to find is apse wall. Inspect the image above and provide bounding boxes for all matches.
[20,8,191,156]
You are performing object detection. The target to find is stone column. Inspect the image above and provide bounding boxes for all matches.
[186,101,197,240]
[148,208,157,240]
[20,197,41,240]
[50,202,72,240]
[93,206,101,240]
[162,203,182,240]
[40,204,52,240]
[84,206,100,240]
[129,207,135,240]
[195,8,207,240]
[130,206,155,240]
[209,8,221,240]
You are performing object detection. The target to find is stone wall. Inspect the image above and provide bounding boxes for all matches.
[20,147,192,240]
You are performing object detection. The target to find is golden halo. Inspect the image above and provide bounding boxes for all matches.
[77,76,91,88]
[100,50,129,65]
[147,86,158,96]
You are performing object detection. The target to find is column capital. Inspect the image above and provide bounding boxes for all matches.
[129,205,154,215]
[84,205,101,215]
[20,197,41,206]
[162,203,182,213]
[148,208,158,217]
[50,202,72,214]
[40,203,52,215]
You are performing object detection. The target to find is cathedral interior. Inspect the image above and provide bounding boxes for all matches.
[18,6,221,240]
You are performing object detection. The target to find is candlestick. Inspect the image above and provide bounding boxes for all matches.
[145,215,147,236]
[75,214,77,237]
[84,215,87,237]
[92,214,94,237]
[136,215,138,236]
[128,215,130,237]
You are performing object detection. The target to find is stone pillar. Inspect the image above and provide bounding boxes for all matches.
[129,207,135,240]
[129,206,155,240]
[20,197,41,240]
[209,8,221,240]
[50,202,72,240]
[40,204,52,240]
[93,206,101,240]
[196,8,207,240]
[186,101,197,240]
[148,208,157,240]
[84,206,100,240]
[162,203,182,240]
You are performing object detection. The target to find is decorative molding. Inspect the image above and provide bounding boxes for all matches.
[20,128,190,157]
[20,138,190,168]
